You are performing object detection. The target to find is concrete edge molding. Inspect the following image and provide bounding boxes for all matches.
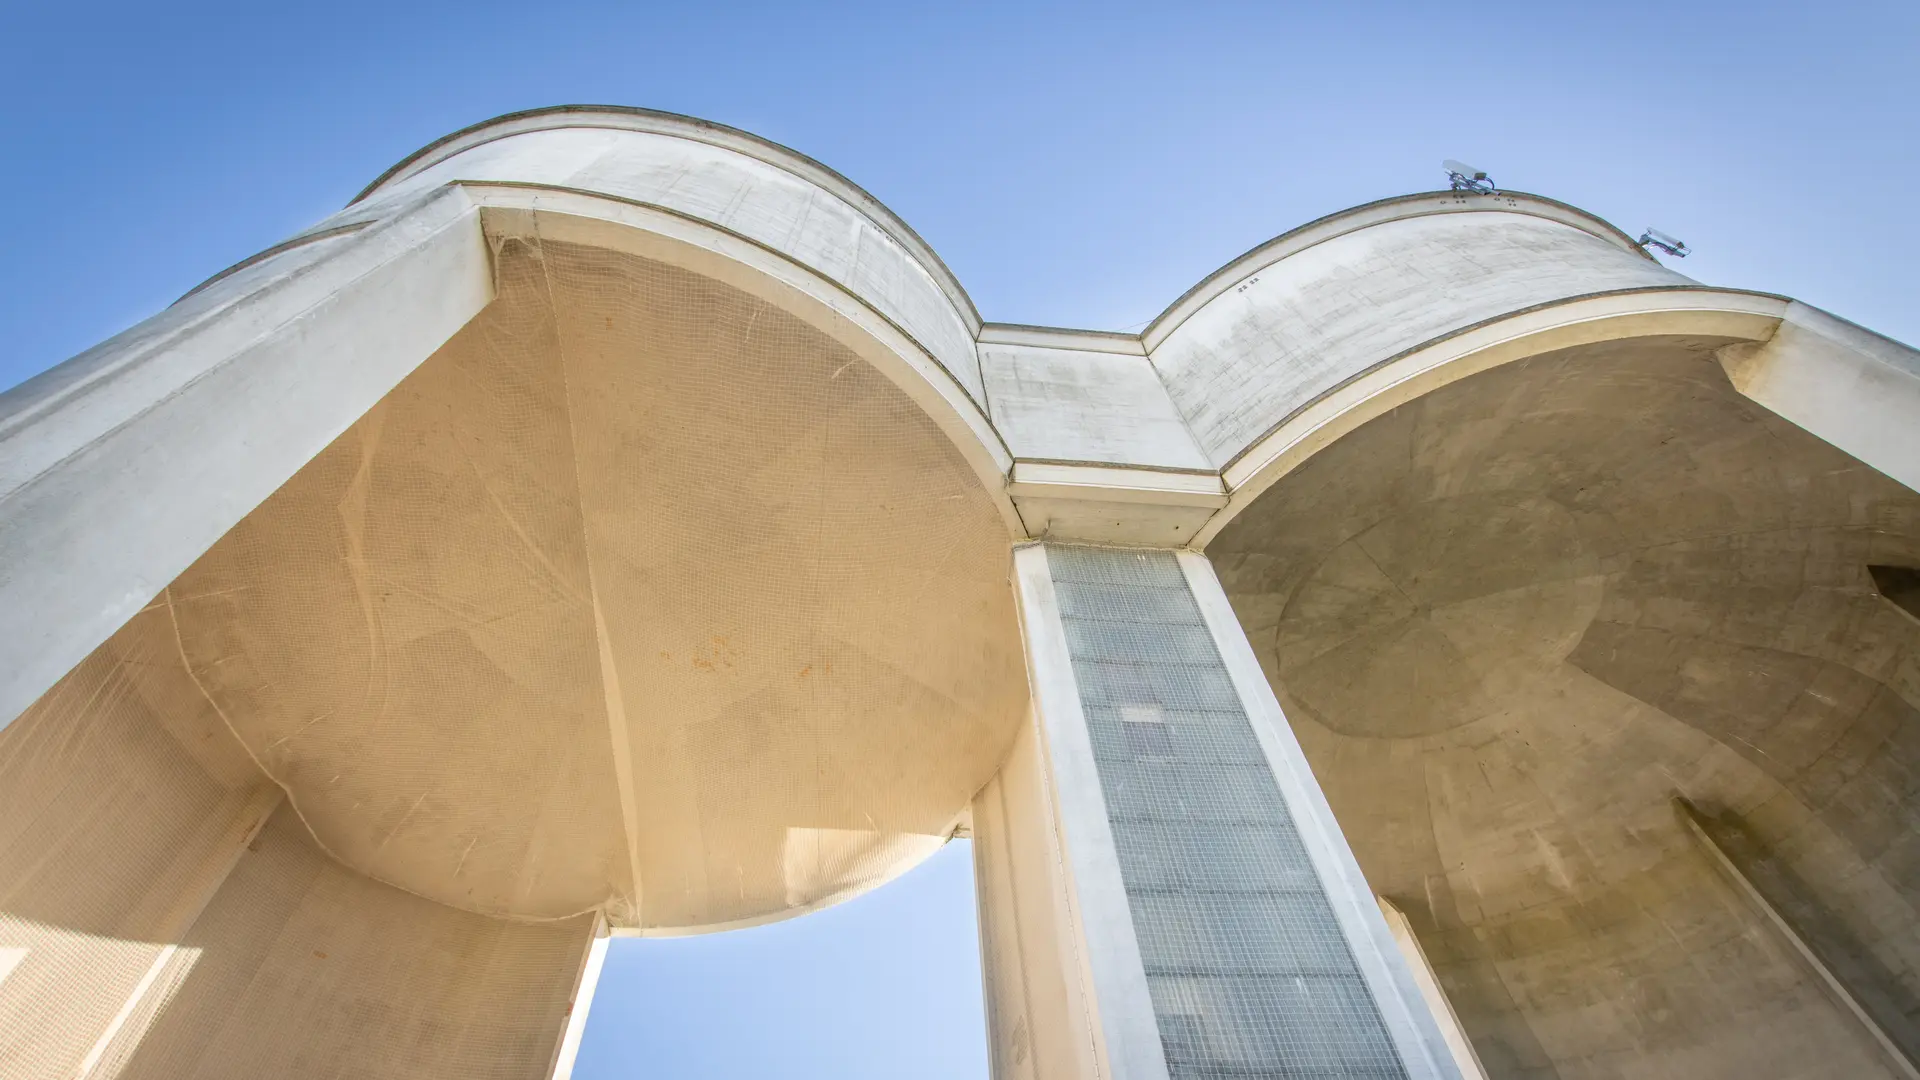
[466,186,1022,535]
[149,106,1920,547]
[1376,898,1493,1080]
[546,913,612,1080]
[1191,288,1792,546]
[350,104,988,336]
[1137,188,1658,353]
[344,108,1653,352]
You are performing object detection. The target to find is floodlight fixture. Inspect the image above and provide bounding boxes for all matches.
[1637,228,1690,258]
[1444,160,1496,193]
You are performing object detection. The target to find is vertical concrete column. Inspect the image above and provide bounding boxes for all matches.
[0,184,493,732]
[548,914,612,1080]
[983,542,1459,1079]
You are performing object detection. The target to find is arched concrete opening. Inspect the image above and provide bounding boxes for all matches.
[1192,292,1789,546]
[0,199,1029,1076]
[1208,333,1920,1076]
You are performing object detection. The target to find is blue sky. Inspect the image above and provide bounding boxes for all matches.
[576,841,986,1079]
[4,2,1915,1075]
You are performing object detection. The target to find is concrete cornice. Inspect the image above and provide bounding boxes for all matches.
[1138,190,1656,352]
[313,110,1864,552]
[1192,286,1792,547]
[350,107,1658,363]
[350,105,987,335]
[977,323,1148,356]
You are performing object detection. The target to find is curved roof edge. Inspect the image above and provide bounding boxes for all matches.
[342,110,1671,365]
[978,322,1148,356]
[1189,285,1790,549]
[1139,190,1657,353]
[350,105,984,333]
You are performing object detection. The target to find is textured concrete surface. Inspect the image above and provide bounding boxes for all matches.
[1150,210,1690,466]
[1212,337,1920,1078]
[981,342,1210,471]
[92,235,1027,930]
[341,115,986,407]
[0,607,589,1080]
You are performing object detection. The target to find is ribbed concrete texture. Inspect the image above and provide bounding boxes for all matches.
[3,106,1919,1079]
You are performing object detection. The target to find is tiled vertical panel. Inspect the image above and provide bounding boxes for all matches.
[1045,545,1408,1079]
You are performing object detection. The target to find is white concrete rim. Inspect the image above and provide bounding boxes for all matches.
[463,183,1023,539]
[340,108,1662,367]
[1191,287,1791,548]
[174,220,376,306]
[1140,190,1659,353]
[351,105,986,336]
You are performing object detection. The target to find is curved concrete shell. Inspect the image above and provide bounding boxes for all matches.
[3,105,1919,1080]
[1210,337,1920,1076]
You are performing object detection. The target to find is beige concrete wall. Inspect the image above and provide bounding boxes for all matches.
[1149,208,1689,467]
[0,607,268,1080]
[1211,337,1920,1078]
[0,605,593,1080]
[100,806,592,1080]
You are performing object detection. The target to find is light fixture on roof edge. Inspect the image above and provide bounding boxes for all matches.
[1638,227,1690,258]
[1444,160,1496,193]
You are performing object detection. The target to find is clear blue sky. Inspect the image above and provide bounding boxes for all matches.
[5,2,1915,1075]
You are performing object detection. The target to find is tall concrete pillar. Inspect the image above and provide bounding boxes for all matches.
[975,543,1460,1080]
[1716,301,1920,495]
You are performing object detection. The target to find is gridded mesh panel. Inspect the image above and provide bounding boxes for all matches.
[1045,545,1407,1079]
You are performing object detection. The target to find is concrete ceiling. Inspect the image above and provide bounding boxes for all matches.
[75,236,1029,931]
[1211,336,1920,1078]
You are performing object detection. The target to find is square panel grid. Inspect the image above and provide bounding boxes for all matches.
[1046,545,1407,1079]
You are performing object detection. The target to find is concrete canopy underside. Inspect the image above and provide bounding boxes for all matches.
[24,233,1029,932]
[1211,339,1920,1078]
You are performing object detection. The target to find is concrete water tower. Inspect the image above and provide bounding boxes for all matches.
[4,107,1920,1080]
